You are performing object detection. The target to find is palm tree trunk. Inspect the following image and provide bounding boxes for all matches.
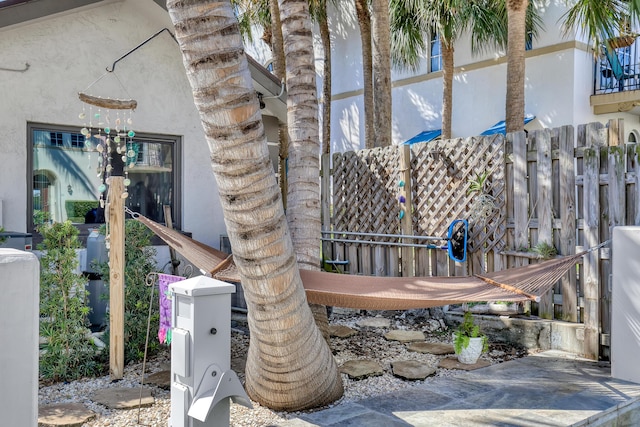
[505,0,528,134]
[268,0,290,210]
[279,0,333,343]
[319,2,332,156]
[167,0,343,411]
[441,41,454,140]
[355,0,374,149]
[371,0,392,147]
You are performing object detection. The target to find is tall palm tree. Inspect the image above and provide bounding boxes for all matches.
[561,0,628,53]
[167,0,343,411]
[400,0,511,140]
[355,0,375,148]
[505,0,529,134]
[310,0,333,155]
[372,0,392,147]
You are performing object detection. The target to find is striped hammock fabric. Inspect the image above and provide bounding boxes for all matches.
[133,213,599,311]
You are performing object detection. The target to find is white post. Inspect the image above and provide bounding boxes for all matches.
[0,249,39,427]
[169,276,252,427]
[612,226,640,384]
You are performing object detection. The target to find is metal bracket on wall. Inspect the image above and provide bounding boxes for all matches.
[106,27,178,72]
[0,62,29,72]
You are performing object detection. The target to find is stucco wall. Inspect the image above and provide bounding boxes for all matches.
[0,0,227,248]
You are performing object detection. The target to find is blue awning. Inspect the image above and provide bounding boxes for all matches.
[480,115,535,136]
[403,129,442,145]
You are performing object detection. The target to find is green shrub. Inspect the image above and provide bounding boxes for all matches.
[38,221,102,382]
[0,226,5,245]
[96,219,159,364]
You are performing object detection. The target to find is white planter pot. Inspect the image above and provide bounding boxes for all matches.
[454,334,484,364]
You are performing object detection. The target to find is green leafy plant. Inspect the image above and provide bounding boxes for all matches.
[467,171,497,225]
[453,311,488,354]
[38,221,101,382]
[0,226,6,245]
[33,209,50,227]
[96,219,159,364]
[530,242,558,259]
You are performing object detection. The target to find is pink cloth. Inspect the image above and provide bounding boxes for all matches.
[158,273,184,344]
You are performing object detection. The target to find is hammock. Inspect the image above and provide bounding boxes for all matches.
[133,212,603,311]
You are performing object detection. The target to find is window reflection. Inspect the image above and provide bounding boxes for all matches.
[29,124,179,231]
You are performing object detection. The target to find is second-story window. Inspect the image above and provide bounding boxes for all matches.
[430,32,442,73]
[525,30,533,51]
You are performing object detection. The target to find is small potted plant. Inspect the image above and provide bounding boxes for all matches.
[453,311,488,364]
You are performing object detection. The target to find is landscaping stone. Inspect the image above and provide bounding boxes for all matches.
[384,330,425,343]
[38,403,96,427]
[391,360,437,380]
[90,387,154,409]
[330,324,359,338]
[357,317,390,328]
[437,356,491,371]
[340,359,384,379]
[407,342,455,355]
[145,370,171,389]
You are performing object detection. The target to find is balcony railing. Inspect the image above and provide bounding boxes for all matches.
[594,36,640,95]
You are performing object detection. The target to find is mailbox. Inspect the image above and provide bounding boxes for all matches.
[169,275,252,427]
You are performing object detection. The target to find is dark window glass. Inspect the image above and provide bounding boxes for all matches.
[430,33,441,72]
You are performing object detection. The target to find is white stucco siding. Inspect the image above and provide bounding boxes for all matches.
[0,0,226,248]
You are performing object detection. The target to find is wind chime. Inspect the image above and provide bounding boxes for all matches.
[77,76,138,250]
[78,75,138,380]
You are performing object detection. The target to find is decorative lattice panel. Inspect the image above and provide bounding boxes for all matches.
[410,136,506,257]
[332,146,402,238]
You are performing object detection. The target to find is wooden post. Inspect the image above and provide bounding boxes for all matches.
[511,131,529,312]
[583,122,603,360]
[108,176,125,379]
[559,125,577,322]
[536,129,554,319]
[400,144,414,277]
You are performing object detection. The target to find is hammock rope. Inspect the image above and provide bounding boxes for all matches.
[130,211,608,311]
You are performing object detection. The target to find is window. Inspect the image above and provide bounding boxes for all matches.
[525,30,533,51]
[430,32,441,72]
[28,122,181,234]
[49,132,64,147]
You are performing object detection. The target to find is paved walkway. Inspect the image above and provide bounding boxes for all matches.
[278,351,640,426]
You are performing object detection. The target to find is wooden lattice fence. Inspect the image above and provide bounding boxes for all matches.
[323,119,639,360]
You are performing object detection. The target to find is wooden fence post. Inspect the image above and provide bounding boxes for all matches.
[536,130,554,318]
[400,144,414,276]
[108,176,125,380]
[559,125,577,322]
[583,122,603,360]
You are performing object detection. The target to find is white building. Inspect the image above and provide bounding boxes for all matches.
[247,1,640,152]
[0,0,286,252]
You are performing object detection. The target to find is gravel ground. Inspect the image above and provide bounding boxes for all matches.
[38,309,528,426]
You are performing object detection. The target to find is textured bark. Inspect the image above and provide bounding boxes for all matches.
[319,4,332,156]
[441,41,454,140]
[279,0,333,345]
[167,0,342,411]
[505,0,528,134]
[355,0,374,149]
[371,0,392,147]
[269,0,289,210]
